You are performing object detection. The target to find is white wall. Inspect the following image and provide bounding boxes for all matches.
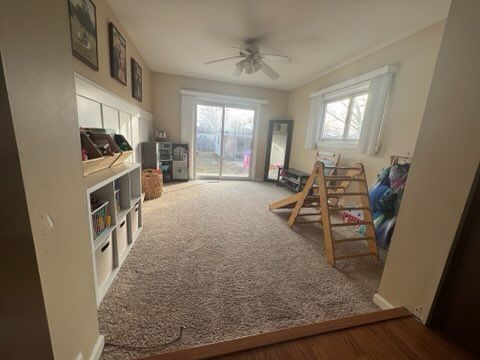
[0,1,101,358]
[72,0,153,113]
[287,21,446,185]
[377,0,480,322]
[153,72,290,179]
[75,73,154,162]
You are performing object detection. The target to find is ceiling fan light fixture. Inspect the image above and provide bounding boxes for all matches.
[205,40,288,80]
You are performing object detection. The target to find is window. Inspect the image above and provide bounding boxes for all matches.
[320,93,368,144]
[306,65,397,154]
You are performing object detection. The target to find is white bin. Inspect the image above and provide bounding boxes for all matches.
[130,202,139,239]
[116,218,128,257]
[94,233,113,288]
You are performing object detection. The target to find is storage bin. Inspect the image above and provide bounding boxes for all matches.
[173,160,188,180]
[116,218,128,257]
[94,234,113,288]
[81,132,105,176]
[114,134,134,165]
[130,202,139,238]
[91,200,110,239]
[141,169,163,200]
[89,132,122,168]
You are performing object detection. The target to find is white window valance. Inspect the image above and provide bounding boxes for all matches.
[306,65,398,155]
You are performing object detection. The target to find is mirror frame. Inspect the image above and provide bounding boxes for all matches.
[264,120,294,182]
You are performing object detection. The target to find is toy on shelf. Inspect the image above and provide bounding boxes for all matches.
[155,129,168,142]
[90,198,111,239]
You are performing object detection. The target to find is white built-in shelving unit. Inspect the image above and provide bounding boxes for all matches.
[85,163,143,306]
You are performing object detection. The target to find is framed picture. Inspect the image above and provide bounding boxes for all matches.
[108,22,127,85]
[68,0,98,70]
[131,59,142,101]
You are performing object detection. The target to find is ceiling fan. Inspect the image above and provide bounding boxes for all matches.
[204,40,292,80]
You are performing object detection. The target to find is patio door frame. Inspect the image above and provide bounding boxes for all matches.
[194,100,258,180]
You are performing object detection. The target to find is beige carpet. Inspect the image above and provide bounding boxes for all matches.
[99,181,385,359]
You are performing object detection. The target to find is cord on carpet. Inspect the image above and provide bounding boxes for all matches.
[104,325,185,352]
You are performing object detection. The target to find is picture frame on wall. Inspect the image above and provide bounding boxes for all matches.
[67,0,99,70]
[131,58,142,101]
[108,22,127,85]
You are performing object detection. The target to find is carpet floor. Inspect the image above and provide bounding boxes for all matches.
[99,181,386,359]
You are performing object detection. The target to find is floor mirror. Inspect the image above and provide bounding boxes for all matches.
[264,120,293,182]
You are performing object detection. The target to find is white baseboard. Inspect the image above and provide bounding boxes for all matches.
[89,335,105,360]
[373,293,395,310]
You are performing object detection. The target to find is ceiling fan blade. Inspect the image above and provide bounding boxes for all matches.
[259,60,280,80]
[244,60,255,75]
[204,56,242,65]
[252,60,263,73]
[259,53,292,63]
[233,61,244,77]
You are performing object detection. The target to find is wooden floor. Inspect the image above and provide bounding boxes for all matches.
[143,308,473,360]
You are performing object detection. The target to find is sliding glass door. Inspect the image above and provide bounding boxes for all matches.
[195,103,255,179]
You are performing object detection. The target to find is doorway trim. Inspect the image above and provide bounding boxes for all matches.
[180,90,267,180]
[194,100,258,180]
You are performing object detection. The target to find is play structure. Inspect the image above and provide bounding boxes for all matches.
[269,158,378,266]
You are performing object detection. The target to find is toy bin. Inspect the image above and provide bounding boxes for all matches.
[81,132,105,176]
[94,234,113,288]
[91,200,110,240]
[89,132,122,168]
[114,134,133,165]
[116,218,128,257]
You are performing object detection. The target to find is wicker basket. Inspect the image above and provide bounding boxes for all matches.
[141,169,163,200]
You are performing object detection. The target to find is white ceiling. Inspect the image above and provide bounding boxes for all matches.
[107,0,451,91]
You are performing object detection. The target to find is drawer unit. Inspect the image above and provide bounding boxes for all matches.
[173,160,188,180]
[94,234,113,288]
[130,202,140,238]
[116,218,128,257]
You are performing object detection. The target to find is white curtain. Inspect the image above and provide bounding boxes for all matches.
[180,94,196,179]
[305,96,325,149]
[358,73,394,155]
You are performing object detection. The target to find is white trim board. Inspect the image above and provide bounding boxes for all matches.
[75,73,153,121]
[180,89,268,105]
[181,92,263,180]
[373,293,395,310]
[89,335,105,360]
[309,65,398,99]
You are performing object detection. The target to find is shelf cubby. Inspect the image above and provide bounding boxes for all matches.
[130,166,142,206]
[114,173,131,224]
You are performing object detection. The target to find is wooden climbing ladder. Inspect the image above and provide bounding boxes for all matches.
[269,161,378,266]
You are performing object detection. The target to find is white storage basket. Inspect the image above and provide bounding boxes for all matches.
[94,234,113,288]
[116,218,128,257]
[130,202,139,238]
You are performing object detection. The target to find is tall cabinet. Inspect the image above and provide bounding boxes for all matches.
[84,163,143,306]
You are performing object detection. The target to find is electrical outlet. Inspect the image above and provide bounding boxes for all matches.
[414,307,423,321]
